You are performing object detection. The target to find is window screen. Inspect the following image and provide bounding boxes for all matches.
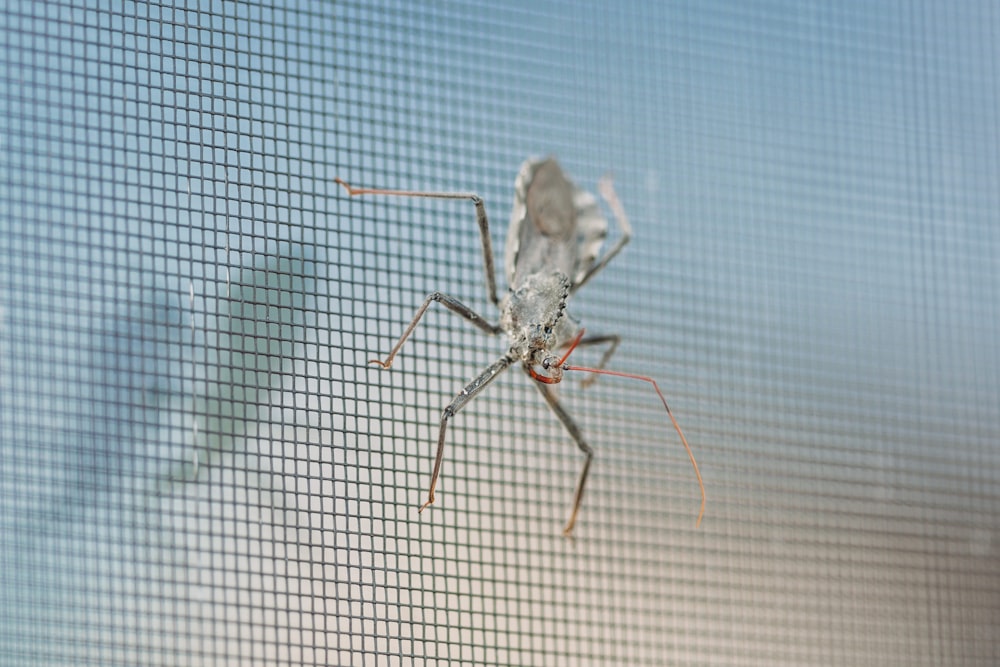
[2,2,998,665]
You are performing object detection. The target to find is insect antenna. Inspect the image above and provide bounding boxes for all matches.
[557,329,587,366]
[560,342,706,528]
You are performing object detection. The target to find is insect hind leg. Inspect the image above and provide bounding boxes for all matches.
[527,371,595,538]
[575,173,634,291]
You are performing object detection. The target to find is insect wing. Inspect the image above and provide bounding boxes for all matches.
[569,183,607,287]
[506,158,552,287]
[506,158,609,289]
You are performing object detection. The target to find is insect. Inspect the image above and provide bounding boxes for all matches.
[336,157,704,536]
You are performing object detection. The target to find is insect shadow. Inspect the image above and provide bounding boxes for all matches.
[337,157,704,536]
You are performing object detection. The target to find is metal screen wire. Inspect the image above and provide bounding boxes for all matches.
[1,2,998,665]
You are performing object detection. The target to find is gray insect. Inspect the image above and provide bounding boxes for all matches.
[336,157,704,536]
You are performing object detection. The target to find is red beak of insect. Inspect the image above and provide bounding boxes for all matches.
[528,359,564,384]
[528,330,585,384]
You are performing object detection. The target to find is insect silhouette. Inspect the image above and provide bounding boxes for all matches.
[336,157,704,536]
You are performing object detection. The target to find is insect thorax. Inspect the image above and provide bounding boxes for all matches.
[500,271,579,365]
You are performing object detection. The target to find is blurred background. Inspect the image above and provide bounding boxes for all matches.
[1,2,997,665]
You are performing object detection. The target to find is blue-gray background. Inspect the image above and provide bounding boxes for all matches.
[1,1,997,665]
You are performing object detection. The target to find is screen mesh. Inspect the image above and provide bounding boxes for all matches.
[2,2,998,665]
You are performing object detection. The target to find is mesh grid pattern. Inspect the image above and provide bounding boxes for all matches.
[2,2,998,665]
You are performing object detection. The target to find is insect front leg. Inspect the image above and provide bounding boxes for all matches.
[370,292,502,369]
[527,372,594,538]
[421,355,514,513]
[334,177,500,306]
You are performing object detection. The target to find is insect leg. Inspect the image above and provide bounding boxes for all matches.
[526,369,594,537]
[575,174,634,290]
[335,177,499,306]
[370,292,502,369]
[420,354,514,513]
